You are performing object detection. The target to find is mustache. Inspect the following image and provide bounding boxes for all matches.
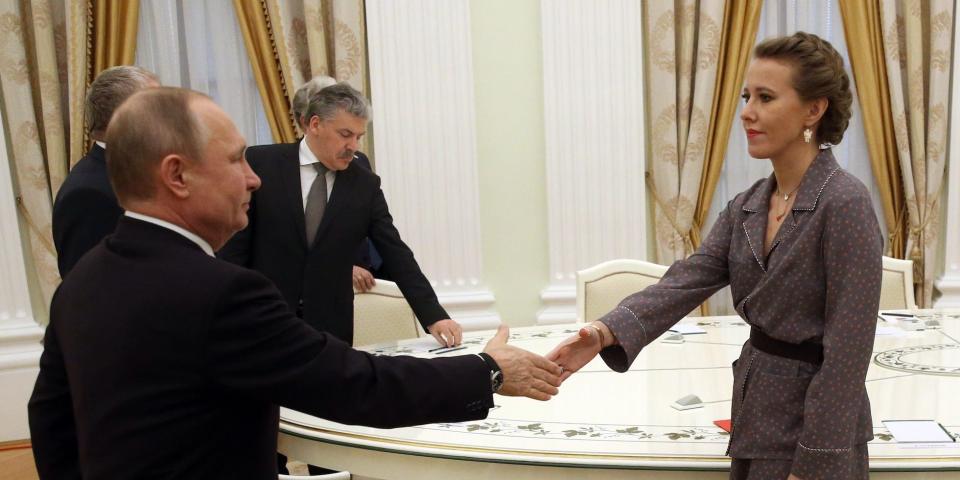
[337,150,355,160]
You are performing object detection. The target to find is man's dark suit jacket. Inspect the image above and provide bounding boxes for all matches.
[28,216,492,480]
[52,144,122,277]
[348,154,386,277]
[219,142,448,344]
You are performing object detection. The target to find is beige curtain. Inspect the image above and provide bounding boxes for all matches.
[0,0,70,316]
[879,0,953,306]
[67,1,89,166]
[233,0,298,144]
[645,0,761,263]
[645,1,727,263]
[839,0,907,259]
[692,0,762,249]
[91,0,139,80]
[267,0,371,153]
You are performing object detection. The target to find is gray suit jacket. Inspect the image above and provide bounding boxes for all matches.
[598,150,882,479]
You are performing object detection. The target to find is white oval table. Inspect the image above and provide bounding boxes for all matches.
[280,311,960,479]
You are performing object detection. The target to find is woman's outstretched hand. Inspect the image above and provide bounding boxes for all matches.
[545,324,606,382]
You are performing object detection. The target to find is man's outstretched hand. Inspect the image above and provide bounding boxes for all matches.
[482,325,562,401]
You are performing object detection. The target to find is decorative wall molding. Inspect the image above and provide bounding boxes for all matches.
[538,0,648,324]
[935,18,960,308]
[0,105,42,441]
[365,0,498,329]
[538,284,577,325]
[435,290,499,331]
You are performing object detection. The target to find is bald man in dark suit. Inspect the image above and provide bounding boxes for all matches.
[28,88,561,480]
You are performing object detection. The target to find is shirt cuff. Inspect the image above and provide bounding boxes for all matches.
[791,441,855,479]
[597,306,647,373]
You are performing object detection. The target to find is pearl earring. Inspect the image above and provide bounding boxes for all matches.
[803,128,813,143]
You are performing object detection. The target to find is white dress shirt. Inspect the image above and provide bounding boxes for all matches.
[124,211,215,257]
[298,138,336,210]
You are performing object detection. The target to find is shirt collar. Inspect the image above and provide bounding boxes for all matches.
[790,149,840,211]
[297,138,360,170]
[95,141,106,149]
[742,148,841,213]
[123,211,215,257]
[298,137,327,171]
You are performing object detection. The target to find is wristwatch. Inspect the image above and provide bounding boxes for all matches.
[477,352,503,393]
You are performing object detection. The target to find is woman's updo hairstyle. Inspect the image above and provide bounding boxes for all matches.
[753,32,852,145]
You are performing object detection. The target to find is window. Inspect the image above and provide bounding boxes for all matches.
[135,0,273,146]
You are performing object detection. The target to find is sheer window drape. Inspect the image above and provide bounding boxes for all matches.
[703,0,885,315]
[135,0,273,146]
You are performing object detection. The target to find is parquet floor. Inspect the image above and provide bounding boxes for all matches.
[0,442,37,480]
[0,441,309,478]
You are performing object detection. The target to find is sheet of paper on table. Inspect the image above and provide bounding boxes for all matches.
[883,420,956,445]
[668,323,707,335]
[875,326,904,336]
[406,337,441,349]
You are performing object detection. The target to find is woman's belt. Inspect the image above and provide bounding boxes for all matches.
[749,327,823,364]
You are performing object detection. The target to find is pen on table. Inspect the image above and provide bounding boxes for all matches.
[880,312,916,318]
[937,423,957,442]
[431,346,467,355]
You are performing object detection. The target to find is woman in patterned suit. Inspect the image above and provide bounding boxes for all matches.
[549,32,882,480]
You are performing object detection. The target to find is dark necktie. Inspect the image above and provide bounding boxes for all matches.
[304,162,328,246]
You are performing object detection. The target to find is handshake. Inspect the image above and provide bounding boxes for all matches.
[479,322,613,401]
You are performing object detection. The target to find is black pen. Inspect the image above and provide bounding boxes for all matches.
[938,422,957,442]
[881,312,915,318]
[431,346,467,355]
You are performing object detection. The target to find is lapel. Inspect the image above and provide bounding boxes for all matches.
[770,150,840,257]
[741,175,774,272]
[276,143,308,249]
[310,162,357,248]
[790,149,841,213]
[740,149,842,272]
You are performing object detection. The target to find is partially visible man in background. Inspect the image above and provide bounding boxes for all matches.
[52,66,159,277]
[291,76,386,291]
[219,83,463,348]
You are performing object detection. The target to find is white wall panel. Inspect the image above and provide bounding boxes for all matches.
[366,0,498,329]
[539,0,647,323]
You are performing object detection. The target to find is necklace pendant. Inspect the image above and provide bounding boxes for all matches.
[782,194,789,201]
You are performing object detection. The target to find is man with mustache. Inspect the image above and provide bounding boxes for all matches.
[220,83,463,350]
[291,76,387,292]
